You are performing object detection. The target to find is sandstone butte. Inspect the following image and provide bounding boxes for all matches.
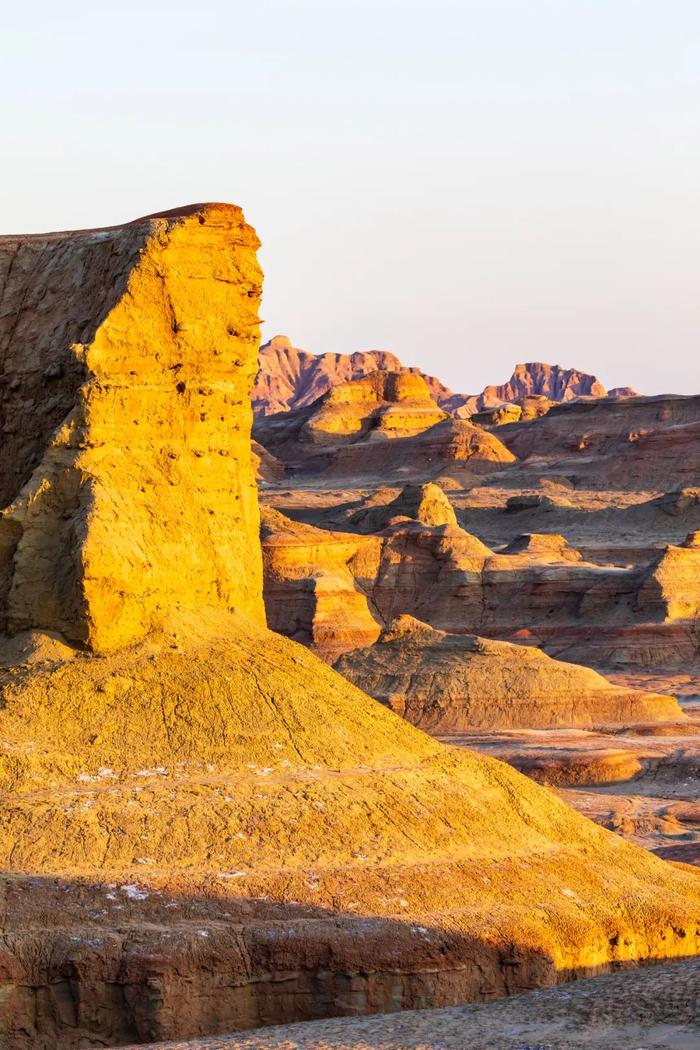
[300,370,449,445]
[0,205,699,1050]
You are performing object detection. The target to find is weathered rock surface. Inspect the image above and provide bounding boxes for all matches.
[271,501,700,689]
[261,504,676,663]
[118,955,700,1050]
[498,394,700,491]
[1,207,699,1049]
[637,530,700,622]
[477,361,609,406]
[4,611,700,1050]
[0,204,264,652]
[253,343,635,420]
[349,482,457,531]
[252,336,457,415]
[472,393,558,426]
[251,439,285,483]
[299,370,448,446]
[256,407,516,482]
[261,507,382,652]
[334,615,681,731]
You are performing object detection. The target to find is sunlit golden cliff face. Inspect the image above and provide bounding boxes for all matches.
[0,204,264,651]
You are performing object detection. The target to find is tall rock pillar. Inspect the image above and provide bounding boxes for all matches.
[0,203,264,650]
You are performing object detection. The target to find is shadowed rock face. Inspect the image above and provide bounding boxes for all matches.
[261,507,665,661]
[0,205,264,651]
[499,394,700,491]
[636,530,700,622]
[255,407,516,482]
[124,955,700,1050]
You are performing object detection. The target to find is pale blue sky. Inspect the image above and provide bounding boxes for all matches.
[3,1,699,394]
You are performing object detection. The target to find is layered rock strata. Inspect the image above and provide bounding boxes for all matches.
[261,507,649,658]
[253,336,458,415]
[298,370,448,445]
[349,482,457,531]
[498,394,700,491]
[255,408,516,481]
[253,342,635,419]
[334,615,682,731]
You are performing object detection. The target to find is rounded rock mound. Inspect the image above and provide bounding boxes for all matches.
[333,615,683,731]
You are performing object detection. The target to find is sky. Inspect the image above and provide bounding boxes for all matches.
[2,1,699,396]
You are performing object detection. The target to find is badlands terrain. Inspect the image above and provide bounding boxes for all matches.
[0,204,698,1050]
[255,348,700,868]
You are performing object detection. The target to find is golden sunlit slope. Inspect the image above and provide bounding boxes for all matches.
[1,608,699,957]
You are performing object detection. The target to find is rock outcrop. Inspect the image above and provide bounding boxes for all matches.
[636,530,700,621]
[0,204,264,652]
[253,342,636,420]
[261,508,656,658]
[261,507,382,653]
[299,370,448,446]
[253,336,457,415]
[255,406,516,482]
[251,439,285,483]
[472,394,557,426]
[500,394,700,491]
[454,363,622,417]
[126,956,700,1050]
[350,482,457,531]
[6,606,700,1048]
[480,362,609,405]
[334,616,682,731]
[1,207,699,1050]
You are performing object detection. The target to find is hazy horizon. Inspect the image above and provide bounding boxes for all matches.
[4,1,699,396]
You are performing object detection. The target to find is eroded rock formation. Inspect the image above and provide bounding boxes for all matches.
[499,394,700,491]
[334,615,682,731]
[255,404,516,482]
[637,530,700,621]
[350,482,458,531]
[477,361,609,406]
[253,336,458,415]
[253,341,636,419]
[298,370,448,446]
[1,207,698,1050]
[0,204,264,651]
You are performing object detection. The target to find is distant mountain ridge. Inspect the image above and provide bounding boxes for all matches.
[253,335,457,415]
[253,335,636,416]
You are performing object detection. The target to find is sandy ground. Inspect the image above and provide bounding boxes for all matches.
[118,956,700,1049]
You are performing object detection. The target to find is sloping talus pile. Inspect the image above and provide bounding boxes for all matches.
[0,205,698,1050]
